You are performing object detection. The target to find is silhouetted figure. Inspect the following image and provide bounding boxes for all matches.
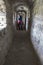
[19,15,23,30]
[16,15,23,30]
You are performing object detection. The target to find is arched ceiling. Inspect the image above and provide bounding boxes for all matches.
[13,3,30,11]
[4,0,35,8]
[6,0,35,4]
[16,5,29,11]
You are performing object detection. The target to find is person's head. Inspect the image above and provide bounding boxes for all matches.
[19,15,22,21]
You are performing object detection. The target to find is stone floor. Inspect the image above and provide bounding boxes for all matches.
[4,31,41,65]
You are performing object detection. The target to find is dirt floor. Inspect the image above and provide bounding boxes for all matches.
[4,31,41,65]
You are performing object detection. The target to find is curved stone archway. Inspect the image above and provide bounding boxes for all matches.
[13,3,30,31]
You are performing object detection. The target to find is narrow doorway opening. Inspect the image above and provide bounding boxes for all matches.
[13,5,30,31]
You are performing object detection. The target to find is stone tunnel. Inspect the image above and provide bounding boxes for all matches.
[0,0,43,65]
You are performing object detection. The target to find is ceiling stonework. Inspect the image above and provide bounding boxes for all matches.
[4,0,35,6]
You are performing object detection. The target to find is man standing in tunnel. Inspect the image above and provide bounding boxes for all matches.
[19,15,23,30]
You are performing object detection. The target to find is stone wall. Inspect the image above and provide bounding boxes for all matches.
[0,1,14,65]
[31,0,43,65]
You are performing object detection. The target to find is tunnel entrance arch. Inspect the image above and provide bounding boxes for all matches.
[16,10,26,30]
[13,3,30,31]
